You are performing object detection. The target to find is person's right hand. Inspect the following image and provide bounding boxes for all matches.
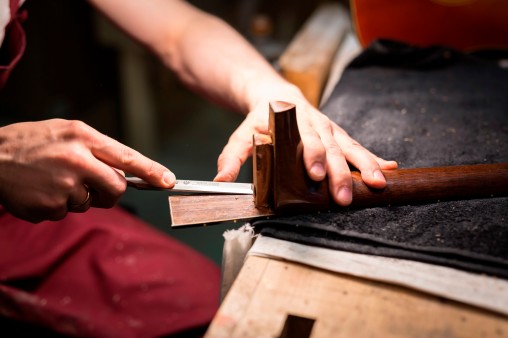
[0,119,175,223]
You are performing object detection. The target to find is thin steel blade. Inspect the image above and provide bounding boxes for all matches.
[126,177,254,195]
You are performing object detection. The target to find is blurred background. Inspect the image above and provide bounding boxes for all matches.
[0,0,341,264]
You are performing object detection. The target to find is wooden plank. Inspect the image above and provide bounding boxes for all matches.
[169,194,273,227]
[279,3,350,107]
[205,256,269,338]
[205,256,508,338]
[250,236,508,316]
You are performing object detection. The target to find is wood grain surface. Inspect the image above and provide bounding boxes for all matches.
[169,194,272,228]
[279,3,350,107]
[205,256,508,338]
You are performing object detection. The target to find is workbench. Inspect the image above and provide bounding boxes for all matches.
[207,256,507,337]
[204,3,508,337]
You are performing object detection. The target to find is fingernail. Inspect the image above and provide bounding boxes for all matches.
[214,171,224,181]
[310,163,325,178]
[373,169,385,181]
[163,171,175,186]
[336,186,352,205]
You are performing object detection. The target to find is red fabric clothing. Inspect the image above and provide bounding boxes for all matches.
[0,0,26,89]
[0,206,220,338]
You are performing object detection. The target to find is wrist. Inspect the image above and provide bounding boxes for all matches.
[244,78,308,113]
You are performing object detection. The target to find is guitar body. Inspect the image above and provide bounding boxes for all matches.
[351,0,508,51]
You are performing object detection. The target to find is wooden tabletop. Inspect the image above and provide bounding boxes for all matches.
[205,256,508,338]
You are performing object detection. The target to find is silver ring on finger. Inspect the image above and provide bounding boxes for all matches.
[68,184,92,213]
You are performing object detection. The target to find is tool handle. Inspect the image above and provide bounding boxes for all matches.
[125,177,164,190]
[350,163,508,207]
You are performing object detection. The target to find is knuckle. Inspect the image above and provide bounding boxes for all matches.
[53,175,78,192]
[65,120,88,138]
[107,181,127,203]
[96,192,122,209]
[304,137,325,153]
[48,142,86,167]
[120,147,136,166]
[49,195,68,210]
[227,134,242,146]
[324,142,344,157]
[217,150,243,167]
[113,180,127,195]
[309,114,332,132]
[227,131,249,148]
[299,129,320,146]
[145,161,165,179]
[299,128,315,139]
[345,140,366,153]
[38,197,68,221]
[330,171,352,187]
[217,152,228,166]
[244,110,267,128]
[316,114,331,127]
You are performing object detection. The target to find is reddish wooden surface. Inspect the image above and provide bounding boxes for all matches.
[170,163,508,227]
[268,101,329,213]
[351,163,508,208]
[253,133,273,208]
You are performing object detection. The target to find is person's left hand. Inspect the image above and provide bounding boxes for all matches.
[213,87,397,207]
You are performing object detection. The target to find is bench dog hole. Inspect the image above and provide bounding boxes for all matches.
[279,314,316,338]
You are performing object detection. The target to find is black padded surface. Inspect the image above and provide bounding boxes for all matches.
[254,40,508,278]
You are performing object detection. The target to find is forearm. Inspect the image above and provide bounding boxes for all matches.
[88,0,296,113]
[163,9,296,113]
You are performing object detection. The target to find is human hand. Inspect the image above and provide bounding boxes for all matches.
[0,119,175,223]
[214,86,397,206]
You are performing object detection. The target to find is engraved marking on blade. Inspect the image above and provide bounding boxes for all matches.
[126,177,253,194]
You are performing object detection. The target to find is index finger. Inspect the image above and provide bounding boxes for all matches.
[215,125,254,182]
[82,125,174,187]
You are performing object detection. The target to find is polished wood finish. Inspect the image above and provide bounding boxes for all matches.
[253,133,273,208]
[169,163,508,226]
[268,101,330,213]
[350,163,508,208]
[169,163,508,227]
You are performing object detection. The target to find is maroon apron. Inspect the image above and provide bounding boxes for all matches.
[0,0,27,89]
[0,206,220,337]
